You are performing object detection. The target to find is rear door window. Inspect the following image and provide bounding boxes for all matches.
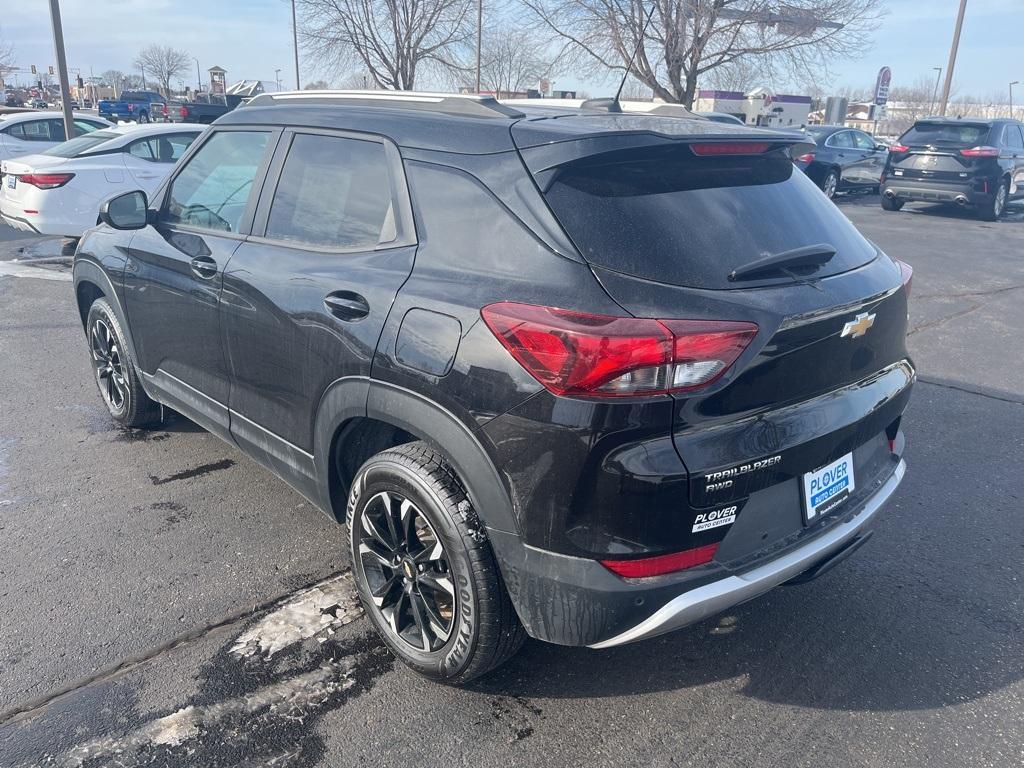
[1002,125,1023,150]
[828,131,854,148]
[264,133,395,249]
[9,120,54,141]
[852,131,877,150]
[541,143,877,289]
[900,122,991,147]
[164,130,272,233]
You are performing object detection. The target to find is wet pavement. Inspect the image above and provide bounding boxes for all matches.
[0,197,1022,767]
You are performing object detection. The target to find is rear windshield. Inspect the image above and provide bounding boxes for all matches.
[900,122,990,147]
[542,144,877,289]
[41,130,120,157]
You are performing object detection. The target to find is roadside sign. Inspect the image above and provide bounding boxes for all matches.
[539,78,550,95]
[873,66,891,106]
[49,66,55,75]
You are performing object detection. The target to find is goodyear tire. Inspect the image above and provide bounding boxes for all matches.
[347,441,525,683]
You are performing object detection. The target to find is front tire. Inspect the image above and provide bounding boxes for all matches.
[86,299,161,428]
[347,442,525,684]
[978,179,1008,221]
[821,169,839,199]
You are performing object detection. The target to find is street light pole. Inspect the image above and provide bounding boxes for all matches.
[929,66,942,114]
[475,0,482,93]
[46,0,75,140]
[195,58,201,93]
[291,0,300,89]
[275,69,282,92]
[938,0,967,116]
[1011,81,1019,120]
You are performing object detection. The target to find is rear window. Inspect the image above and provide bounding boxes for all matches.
[900,122,990,147]
[542,144,877,289]
[41,130,120,157]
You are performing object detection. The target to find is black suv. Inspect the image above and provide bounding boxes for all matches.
[881,117,1024,220]
[73,92,913,683]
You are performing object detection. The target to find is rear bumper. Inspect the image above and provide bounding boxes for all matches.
[588,458,904,648]
[882,178,992,205]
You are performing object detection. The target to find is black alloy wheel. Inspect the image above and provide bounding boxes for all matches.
[90,316,128,415]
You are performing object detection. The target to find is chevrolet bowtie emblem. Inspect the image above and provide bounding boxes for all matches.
[841,312,876,339]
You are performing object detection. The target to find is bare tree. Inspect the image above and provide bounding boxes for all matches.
[521,0,883,107]
[476,24,549,96]
[304,79,332,90]
[0,27,15,81]
[296,0,472,90]
[134,45,191,98]
[102,69,127,98]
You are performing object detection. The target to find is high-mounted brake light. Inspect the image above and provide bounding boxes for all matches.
[601,543,720,578]
[896,259,913,298]
[959,146,999,158]
[481,302,758,398]
[888,143,909,153]
[690,142,771,156]
[18,173,75,189]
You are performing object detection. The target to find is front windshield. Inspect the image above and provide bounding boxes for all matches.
[41,130,120,158]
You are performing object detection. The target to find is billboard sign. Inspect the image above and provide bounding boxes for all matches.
[873,66,891,106]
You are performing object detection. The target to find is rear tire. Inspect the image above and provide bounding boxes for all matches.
[978,179,1008,221]
[821,169,839,199]
[347,442,525,684]
[881,195,904,211]
[85,299,162,428]
[138,111,150,124]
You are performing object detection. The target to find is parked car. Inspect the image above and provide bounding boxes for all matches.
[5,95,26,108]
[0,111,111,162]
[163,93,243,124]
[31,99,49,109]
[698,111,746,125]
[74,92,912,683]
[1,123,202,236]
[97,91,166,123]
[881,117,1024,221]
[793,125,889,198]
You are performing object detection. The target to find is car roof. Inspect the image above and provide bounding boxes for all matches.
[0,111,108,124]
[226,90,792,154]
[77,123,205,152]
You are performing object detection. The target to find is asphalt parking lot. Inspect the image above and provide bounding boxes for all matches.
[1,195,1022,767]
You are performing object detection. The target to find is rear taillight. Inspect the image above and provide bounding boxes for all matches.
[690,142,771,156]
[481,302,758,398]
[601,543,720,578]
[795,151,815,163]
[180,105,189,119]
[959,146,999,158]
[127,103,135,112]
[162,104,168,117]
[889,143,909,154]
[896,259,913,298]
[19,173,75,189]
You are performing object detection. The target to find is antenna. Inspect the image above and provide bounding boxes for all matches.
[613,1,659,106]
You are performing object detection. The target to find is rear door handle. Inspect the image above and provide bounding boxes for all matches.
[190,255,218,279]
[324,291,370,321]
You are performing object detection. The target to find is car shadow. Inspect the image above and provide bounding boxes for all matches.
[836,193,1024,223]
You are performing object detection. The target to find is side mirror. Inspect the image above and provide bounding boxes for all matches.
[875,144,888,152]
[99,190,150,230]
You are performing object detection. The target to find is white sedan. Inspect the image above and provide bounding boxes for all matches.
[1,123,204,237]
[0,111,111,162]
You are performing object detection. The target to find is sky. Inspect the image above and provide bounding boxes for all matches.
[1,0,1021,100]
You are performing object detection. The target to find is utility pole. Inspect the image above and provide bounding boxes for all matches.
[929,67,942,114]
[475,0,482,93]
[47,0,75,141]
[275,69,282,91]
[1011,81,1019,120]
[195,58,201,93]
[291,0,300,89]
[938,0,967,116]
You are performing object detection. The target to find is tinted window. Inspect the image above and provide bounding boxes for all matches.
[265,134,394,249]
[542,144,876,289]
[40,130,120,157]
[7,120,54,141]
[165,131,271,233]
[852,131,876,150]
[901,121,990,147]
[1002,125,1023,150]
[74,120,105,136]
[829,131,854,148]
[128,133,197,163]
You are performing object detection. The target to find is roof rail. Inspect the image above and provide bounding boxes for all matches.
[247,90,525,119]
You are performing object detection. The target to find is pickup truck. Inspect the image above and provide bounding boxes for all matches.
[97,91,166,123]
[163,94,243,124]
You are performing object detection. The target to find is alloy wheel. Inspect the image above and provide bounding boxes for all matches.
[823,172,838,199]
[90,317,127,412]
[356,490,456,652]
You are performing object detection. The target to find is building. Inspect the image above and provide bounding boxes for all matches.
[208,66,227,96]
[693,88,812,127]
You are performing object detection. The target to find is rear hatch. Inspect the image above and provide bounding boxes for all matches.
[888,120,995,183]
[513,114,911,548]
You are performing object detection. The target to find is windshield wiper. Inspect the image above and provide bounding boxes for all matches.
[728,244,837,282]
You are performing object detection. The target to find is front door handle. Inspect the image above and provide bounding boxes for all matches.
[190,255,218,280]
[324,291,370,321]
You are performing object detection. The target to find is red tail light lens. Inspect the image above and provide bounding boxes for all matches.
[481,302,757,398]
[162,104,168,116]
[180,105,189,119]
[601,543,720,578]
[795,151,815,163]
[127,103,135,112]
[959,146,999,158]
[889,143,909,154]
[19,173,75,189]
[690,142,771,156]
[896,259,913,298]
